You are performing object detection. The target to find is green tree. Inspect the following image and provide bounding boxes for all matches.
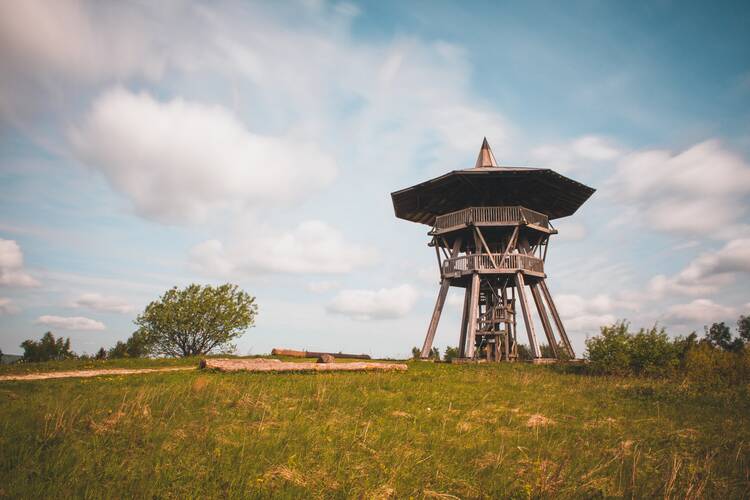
[134,283,257,357]
[95,347,107,360]
[738,315,750,344]
[21,332,76,362]
[411,346,421,360]
[705,322,744,352]
[108,331,151,359]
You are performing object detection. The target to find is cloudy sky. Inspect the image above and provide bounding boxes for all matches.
[1,0,749,357]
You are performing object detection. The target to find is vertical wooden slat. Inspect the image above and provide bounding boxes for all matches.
[530,283,558,358]
[420,279,450,358]
[466,273,480,359]
[420,238,462,358]
[515,272,541,358]
[458,286,471,358]
[539,280,575,358]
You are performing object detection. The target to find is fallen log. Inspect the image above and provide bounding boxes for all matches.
[201,358,406,373]
[271,348,371,360]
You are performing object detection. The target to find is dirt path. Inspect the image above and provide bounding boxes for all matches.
[0,366,195,382]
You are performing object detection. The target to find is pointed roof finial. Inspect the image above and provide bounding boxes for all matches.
[474,137,498,168]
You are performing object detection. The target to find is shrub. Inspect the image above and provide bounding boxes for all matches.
[683,343,750,388]
[585,322,632,375]
[443,346,459,362]
[517,344,532,361]
[586,322,682,377]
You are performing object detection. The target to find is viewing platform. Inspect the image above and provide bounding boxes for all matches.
[442,253,545,278]
[431,206,553,235]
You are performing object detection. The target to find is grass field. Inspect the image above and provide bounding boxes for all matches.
[0,358,748,498]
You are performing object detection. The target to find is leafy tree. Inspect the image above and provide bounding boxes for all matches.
[21,332,76,362]
[108,341,128,359]
[738,315,750,344]
[134,283,257,357]
[429,346,440,360]
[95,347,107,360]
[705,322,744,352]
[411,347,421,360]
[108,331,151,359]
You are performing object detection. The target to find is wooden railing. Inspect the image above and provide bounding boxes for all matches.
[443,253,544,275]
[433,206,549,231]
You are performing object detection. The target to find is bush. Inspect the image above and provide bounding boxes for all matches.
[108,331,151,359]
[586,322,682,377]
[584,318,750,384]
[517,344,532,361]
[683,343,750,388]
[443,346,459,362]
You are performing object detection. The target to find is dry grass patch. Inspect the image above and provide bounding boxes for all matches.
[526,413,555,428]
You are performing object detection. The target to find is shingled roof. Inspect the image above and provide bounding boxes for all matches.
[391,138,595,225]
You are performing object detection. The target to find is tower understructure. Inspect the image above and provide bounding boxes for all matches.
[391,138,595,361]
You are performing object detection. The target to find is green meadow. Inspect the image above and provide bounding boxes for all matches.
[0,359,748,499]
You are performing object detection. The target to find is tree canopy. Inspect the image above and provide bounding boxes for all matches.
[21,332,75,362]
[135,283,257,357]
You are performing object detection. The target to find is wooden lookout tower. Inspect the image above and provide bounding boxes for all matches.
[391,138,595,361]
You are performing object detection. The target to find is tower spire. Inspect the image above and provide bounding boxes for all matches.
[474,137,498,168]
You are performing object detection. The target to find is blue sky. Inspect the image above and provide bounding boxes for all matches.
[1,0,749,357]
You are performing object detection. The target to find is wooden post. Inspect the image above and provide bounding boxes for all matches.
[539,280,575,358]
[458,286,471,358]
[474,226,500,270]
[466,272,480,359]
[515,272,541,358]
[530,283,558,358]
[421,279,450,358]
[420,238,462,358]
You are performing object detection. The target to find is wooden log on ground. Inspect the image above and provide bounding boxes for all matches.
[201,358,407,373]
[316,354,335,364]
[271,348,371,360]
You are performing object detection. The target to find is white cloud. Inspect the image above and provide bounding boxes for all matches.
[70,88,338,223]
[0,1,197,120]
[190,220,377,275]
[666,299,735,323]
[71,293,135,314]
[531,135,621,172]
[327,284,419,320]
[35,315,106,331]
[0,298,20,315]
[647,238,750,298]
[0,239,39,287]
[554,293,633,331]
[554,221,587,241]
[306,281,340,293]
[609,140,750,236]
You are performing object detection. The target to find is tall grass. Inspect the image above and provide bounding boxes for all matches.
[0,361,748,498]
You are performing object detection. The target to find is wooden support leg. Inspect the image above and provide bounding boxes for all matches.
[515,272,541,358]
[530,283,559,358]
[458,286,471,358]
[466,273,480,359]
[539,280,575,358]
[420,279,450,358]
